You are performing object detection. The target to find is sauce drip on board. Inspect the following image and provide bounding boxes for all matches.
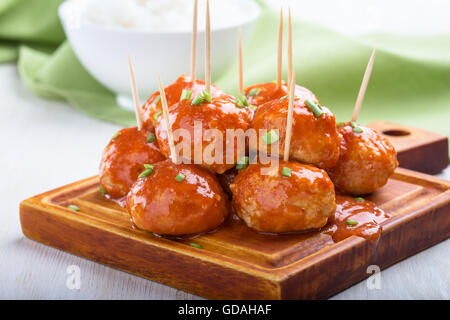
[324,195,391,242]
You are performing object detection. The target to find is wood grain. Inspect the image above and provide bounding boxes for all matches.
[368,121,449,174]
[19,168,450,299]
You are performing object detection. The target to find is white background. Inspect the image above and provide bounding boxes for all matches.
[0,0,449,299]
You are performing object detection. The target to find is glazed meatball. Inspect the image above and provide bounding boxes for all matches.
[99,127,166,199]
[230,161,336,233]
[155,95,252,174]
[245,82,317,107]
[142,74,223,131]
[127,160,229,235]
[251,97,340,169]
[327,124,398,195]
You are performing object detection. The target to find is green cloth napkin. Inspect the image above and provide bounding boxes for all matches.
[1,0,450,144]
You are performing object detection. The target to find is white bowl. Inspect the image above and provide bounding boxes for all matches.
[58,0,261,110]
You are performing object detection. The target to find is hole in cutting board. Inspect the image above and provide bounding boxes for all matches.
[382,129,411,137]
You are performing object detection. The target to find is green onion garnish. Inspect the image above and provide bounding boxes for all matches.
[305,99,323,118]
[248,88,261,97]
[202,89,212,103]
[190,243,203,249]
[153,95,161,105]
[144,164,154,170]
[235,95,249,108]
[111,131,121,140]
[98,185,107,195]
[281,167,292,177]
[180,89,193,101]
[336,122,347,127]
[350,121,363,133]
[139,166,153,178]
[249,104,257,110]
[280,95,289,101]
[153,111,162,121]
[192,94,204,105]
[175,173,185,182]
[262,129,279,145]
[346,220,358,226]
[236,156,249,170]
[67,205,80,212]
[354,197,365,203]
[147,132,156,143]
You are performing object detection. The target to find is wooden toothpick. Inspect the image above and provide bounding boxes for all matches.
[352,48,376,122]
[287,7,293,92]
[276,7,283,90]
[128,53,143,130]
[190,0,198,81]
[205,0,211,92]
[238,28,243,93]
[158,73,178,164]
[284,71,295,161]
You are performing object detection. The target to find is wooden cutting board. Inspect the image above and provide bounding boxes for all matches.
[368,121,448,174]
[20,166,450,299]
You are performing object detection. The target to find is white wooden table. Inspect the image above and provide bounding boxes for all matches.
[1,0,449,299]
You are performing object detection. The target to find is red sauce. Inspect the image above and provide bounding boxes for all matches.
[323,195,391,242]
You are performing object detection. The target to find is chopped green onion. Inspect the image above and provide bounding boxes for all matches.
[190,243,203,249]
[236,156,249,170]
[346,220,358,226]
[144,164,154,170]
[262,129,279,145]
[305,99,323,118]
[180,89,193,101]
[281,167,292,177]
[111,131,121,140]
[241,95,249,106]
[248,88,261,97]
[202,89,212,103]
[147,132,156,143]
[98,185,107,195]
[67,205,80,212]
[354,197,365,203]
[280,95,289,101]
[139,167,153,178]
[235,98,244,108]
[235,95,249,108]
[350,121,363,133]
[153,111,162,121]
[175,173,185,182]
[192,94,204,105]
[249,104,257,110]
[153,95,161,105]
[336,122,347,127]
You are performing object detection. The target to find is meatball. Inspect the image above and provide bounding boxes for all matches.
[155,94,251,174]
[141,74,223,131]
[327,124,398,195]
[245,82,317,107]
[99,127,165,199]
[230,161,336,233]
[251,97,340,169]
[127,160,230,235]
